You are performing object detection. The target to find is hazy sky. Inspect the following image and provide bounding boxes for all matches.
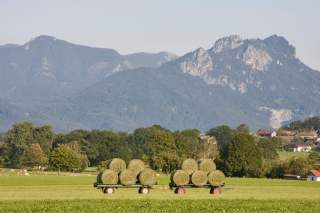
[1,0,319,70]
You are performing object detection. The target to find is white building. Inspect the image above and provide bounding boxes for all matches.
[307,170,320,181]
[292,144,312,152]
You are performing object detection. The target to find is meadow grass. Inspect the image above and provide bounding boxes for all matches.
[278,151,310,160]
[0,199,319,213]
[0,174,319,212]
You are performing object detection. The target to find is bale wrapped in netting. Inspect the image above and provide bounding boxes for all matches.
[181,158,198,175]
[208,170,225,187]
[170,170,189,186]
[96,172,102,183]
[109,158,126,174]
[128,159,145,176]
[98,169,118,185]
[191,170,208,186]
[199,159,216,174]
[119,169,137,186]
[138,168,157,186]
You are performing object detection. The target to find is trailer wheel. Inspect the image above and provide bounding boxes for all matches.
[210,187,221,195]
[141,187,149,194]
[175,187,185,194]
[103,187,114,194]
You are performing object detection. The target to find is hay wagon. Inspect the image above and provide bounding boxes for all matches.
[169,182,224,195]
[94,182,153,194]
[95,158,157,195]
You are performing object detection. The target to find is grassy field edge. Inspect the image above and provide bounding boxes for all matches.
[0,199,319,213]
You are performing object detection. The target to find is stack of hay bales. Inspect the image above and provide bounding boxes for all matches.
[207,170,225,187]
[109,158,126,174]
[199,159,216,174]
[96,158,157,187]
[181,158,198,175]
[97,169,119,185]
[170,158,225,187]
[138,168,157,186]
[119,169,136,186]
[170,170,189,186]
[128,159,145,176]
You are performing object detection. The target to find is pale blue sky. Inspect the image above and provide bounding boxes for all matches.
[1,0,319,70]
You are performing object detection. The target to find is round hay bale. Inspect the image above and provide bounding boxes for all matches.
[191,170,207,186]
[100,169,118,185]
[199,159,216,174]
[119,169,137,186]
[208,170,225,187]
[139,168,157,186]
[181,158,198,175]
[128,159,145,176]
[170,170,189,186]
[109,158,126,174]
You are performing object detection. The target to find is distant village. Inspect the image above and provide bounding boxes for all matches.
[255,128,320,181]
[256,128,320,153]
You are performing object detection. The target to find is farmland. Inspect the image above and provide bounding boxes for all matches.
[0,173,320,212]
[278,151,310,161]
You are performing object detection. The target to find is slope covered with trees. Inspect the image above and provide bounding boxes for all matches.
[1,122,316,178]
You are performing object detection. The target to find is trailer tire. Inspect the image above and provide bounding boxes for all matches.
[104,187,114,194]
[141,187,149,194]
[210,187,221,195]
[175,187,185,194]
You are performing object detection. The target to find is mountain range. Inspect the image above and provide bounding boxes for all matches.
[0,35,319,132]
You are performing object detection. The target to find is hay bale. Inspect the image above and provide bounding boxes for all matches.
[171,170,189,186]
[208,170,225,187]
[119,169,137,186]
[191,170,207,186]
[99,169,118,184]
[128,159,145,176]
[109,158,126,174]
[181,158,198,175]
[199,159,216,174]
[138,168,157,186]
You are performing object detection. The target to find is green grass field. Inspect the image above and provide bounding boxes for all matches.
[0,173,319,212]
[278,151,310,160]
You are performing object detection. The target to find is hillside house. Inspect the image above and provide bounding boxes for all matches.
[297,130,318,140]
[257,129,277,138]
[277,129,297,137]
[285,144,312,152]
[307,170,320,181]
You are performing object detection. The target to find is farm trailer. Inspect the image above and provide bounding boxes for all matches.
[94,183,153,194]
[169,183,225,195]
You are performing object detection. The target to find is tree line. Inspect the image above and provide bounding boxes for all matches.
[0,122,318,177]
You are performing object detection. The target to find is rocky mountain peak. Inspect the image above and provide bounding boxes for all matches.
[178,47,213,78]
[29,35,57,42]
[263,35,296,57]
[242,45,272,71]
[23,35,59,50]
[210,35,244,53]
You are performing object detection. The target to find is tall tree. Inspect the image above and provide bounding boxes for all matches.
[49,144,88,172]
[257,138,279,160]
[22,143,48,168]
[174,129,200,159]
[206,125,235,160]
[32,125,55,154]
[285,157,312,177]
[5,122,34,167]
[146,127,178,173]
[225,133,263,177]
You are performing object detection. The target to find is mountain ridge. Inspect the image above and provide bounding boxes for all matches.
[0,35,319,132]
